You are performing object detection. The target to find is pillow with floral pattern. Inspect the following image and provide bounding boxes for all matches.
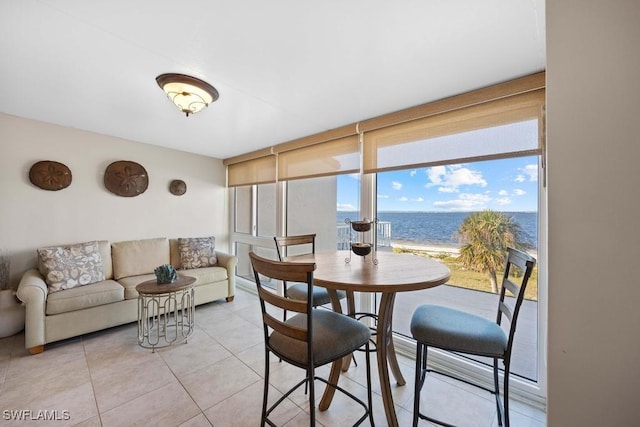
[178,236,217,269]
[37,241,105,293]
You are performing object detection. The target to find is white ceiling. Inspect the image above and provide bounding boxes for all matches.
[0,0,545,160]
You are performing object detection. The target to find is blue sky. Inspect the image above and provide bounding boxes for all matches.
[337,156,539,212]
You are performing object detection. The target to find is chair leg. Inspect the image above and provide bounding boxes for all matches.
[365,342,375,427]
[308,366,315,426]
[503,360,510,427]
[413,343,426,427]
[494,358,508,427]
[261,348,270,427]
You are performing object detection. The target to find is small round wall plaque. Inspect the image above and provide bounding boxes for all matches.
[104,161,148,197]
[169,179,187,196]
[29,161,72,191]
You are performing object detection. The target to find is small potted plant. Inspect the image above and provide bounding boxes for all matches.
[0,249,25,338]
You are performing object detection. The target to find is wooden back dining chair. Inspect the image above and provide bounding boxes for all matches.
[410,247,536,427]
[249,252,374,426]
[273,234,346,320]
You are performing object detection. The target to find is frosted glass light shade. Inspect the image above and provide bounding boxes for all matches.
[156,73,219,116]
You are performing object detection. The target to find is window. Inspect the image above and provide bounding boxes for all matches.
[228,72,546,403]
[232,184,278,288]
[376,155,540,381]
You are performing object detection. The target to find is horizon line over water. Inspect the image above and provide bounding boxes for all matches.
[337,210,538,249]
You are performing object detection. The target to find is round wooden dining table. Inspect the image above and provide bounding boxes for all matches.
[286,250,451,427]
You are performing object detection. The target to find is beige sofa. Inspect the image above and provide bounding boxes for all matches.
[17,237,237,354]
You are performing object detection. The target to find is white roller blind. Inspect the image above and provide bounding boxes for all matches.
[363,90,544,173]
[277,135,360,181]
[227,155,276,187]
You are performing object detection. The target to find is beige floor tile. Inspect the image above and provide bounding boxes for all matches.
[85,340,160,378]
[223,290,259,312]
[234,342,268,375]
[70,416,103,427]
[0,357,91,410]
[178,413,212,427]
[1,381,98,427]
[193,302,234,323]
[209,323,264,354]
[179,355,261,411]
[408,374,497,427]
[91,356,177,412]
[231,303,265,327]
[491,408,546,427]
[5,339,85,382]
[81,323,138,354]
[204,380,302,426]
[100,381,200,427]
[158,330,232,378]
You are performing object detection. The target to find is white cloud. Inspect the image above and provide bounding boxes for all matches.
[377,194,389,199]
[495,197,512,206]
[522,164,538,182]
[392,181,403,190]
[433,193,491,210]
[410,170,417,177]
[515,164,538,183]
[426,166,446,184]
[513,189,526,196]
[412,197,424,202]
[337,203,357,211]
[426,165,487,192]
[498,190,508,196]
[438,187,458,193]
[398,196,409,202]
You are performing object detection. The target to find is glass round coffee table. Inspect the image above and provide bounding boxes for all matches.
[136,275,196,352]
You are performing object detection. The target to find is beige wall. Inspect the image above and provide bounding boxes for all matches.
[0,113,228,288]
[547,1,640,425]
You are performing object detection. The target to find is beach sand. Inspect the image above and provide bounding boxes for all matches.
[389,240,538,260]
[390,241,460,256]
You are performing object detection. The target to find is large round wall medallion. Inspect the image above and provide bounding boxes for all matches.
[104,161,148,197]
[29,160,72,191]
[169,179,187,196]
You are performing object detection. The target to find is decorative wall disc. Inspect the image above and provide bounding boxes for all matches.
[104,161,148,197]
[169,179,187,196]
[29,161,72,191]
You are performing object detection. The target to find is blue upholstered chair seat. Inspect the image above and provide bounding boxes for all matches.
[269,310,371,367]
[410,304,507,358]
[286,283,346,307]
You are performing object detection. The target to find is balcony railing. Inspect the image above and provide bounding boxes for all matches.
[336,221,392,250]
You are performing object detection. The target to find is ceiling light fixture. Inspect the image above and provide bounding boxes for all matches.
[156,73,219,117]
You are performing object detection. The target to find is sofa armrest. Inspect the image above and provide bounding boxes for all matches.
[215,251,238,299]
[16,269,48,351]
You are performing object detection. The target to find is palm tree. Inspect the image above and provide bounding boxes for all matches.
[456,210,523,293]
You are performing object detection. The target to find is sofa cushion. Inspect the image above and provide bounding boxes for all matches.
[97,240,113,280]
[177,236,217,269]
[181,266,228,287]
[111,238,169,280]
[46,280,124,315]
[37,241,105,293]
[169,239,181,270]
[116,273,156,300]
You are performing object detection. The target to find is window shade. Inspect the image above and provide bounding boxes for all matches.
[277,135,360,181]
[363,89,544,173]
[227,155,276,187]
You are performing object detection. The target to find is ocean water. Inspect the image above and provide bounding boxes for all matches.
[337,211,538,249]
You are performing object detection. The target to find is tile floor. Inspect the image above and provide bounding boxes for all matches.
[0,288,546,426]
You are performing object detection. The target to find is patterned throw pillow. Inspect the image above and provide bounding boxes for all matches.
[37,241,105,293]
[178,236,217,269]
